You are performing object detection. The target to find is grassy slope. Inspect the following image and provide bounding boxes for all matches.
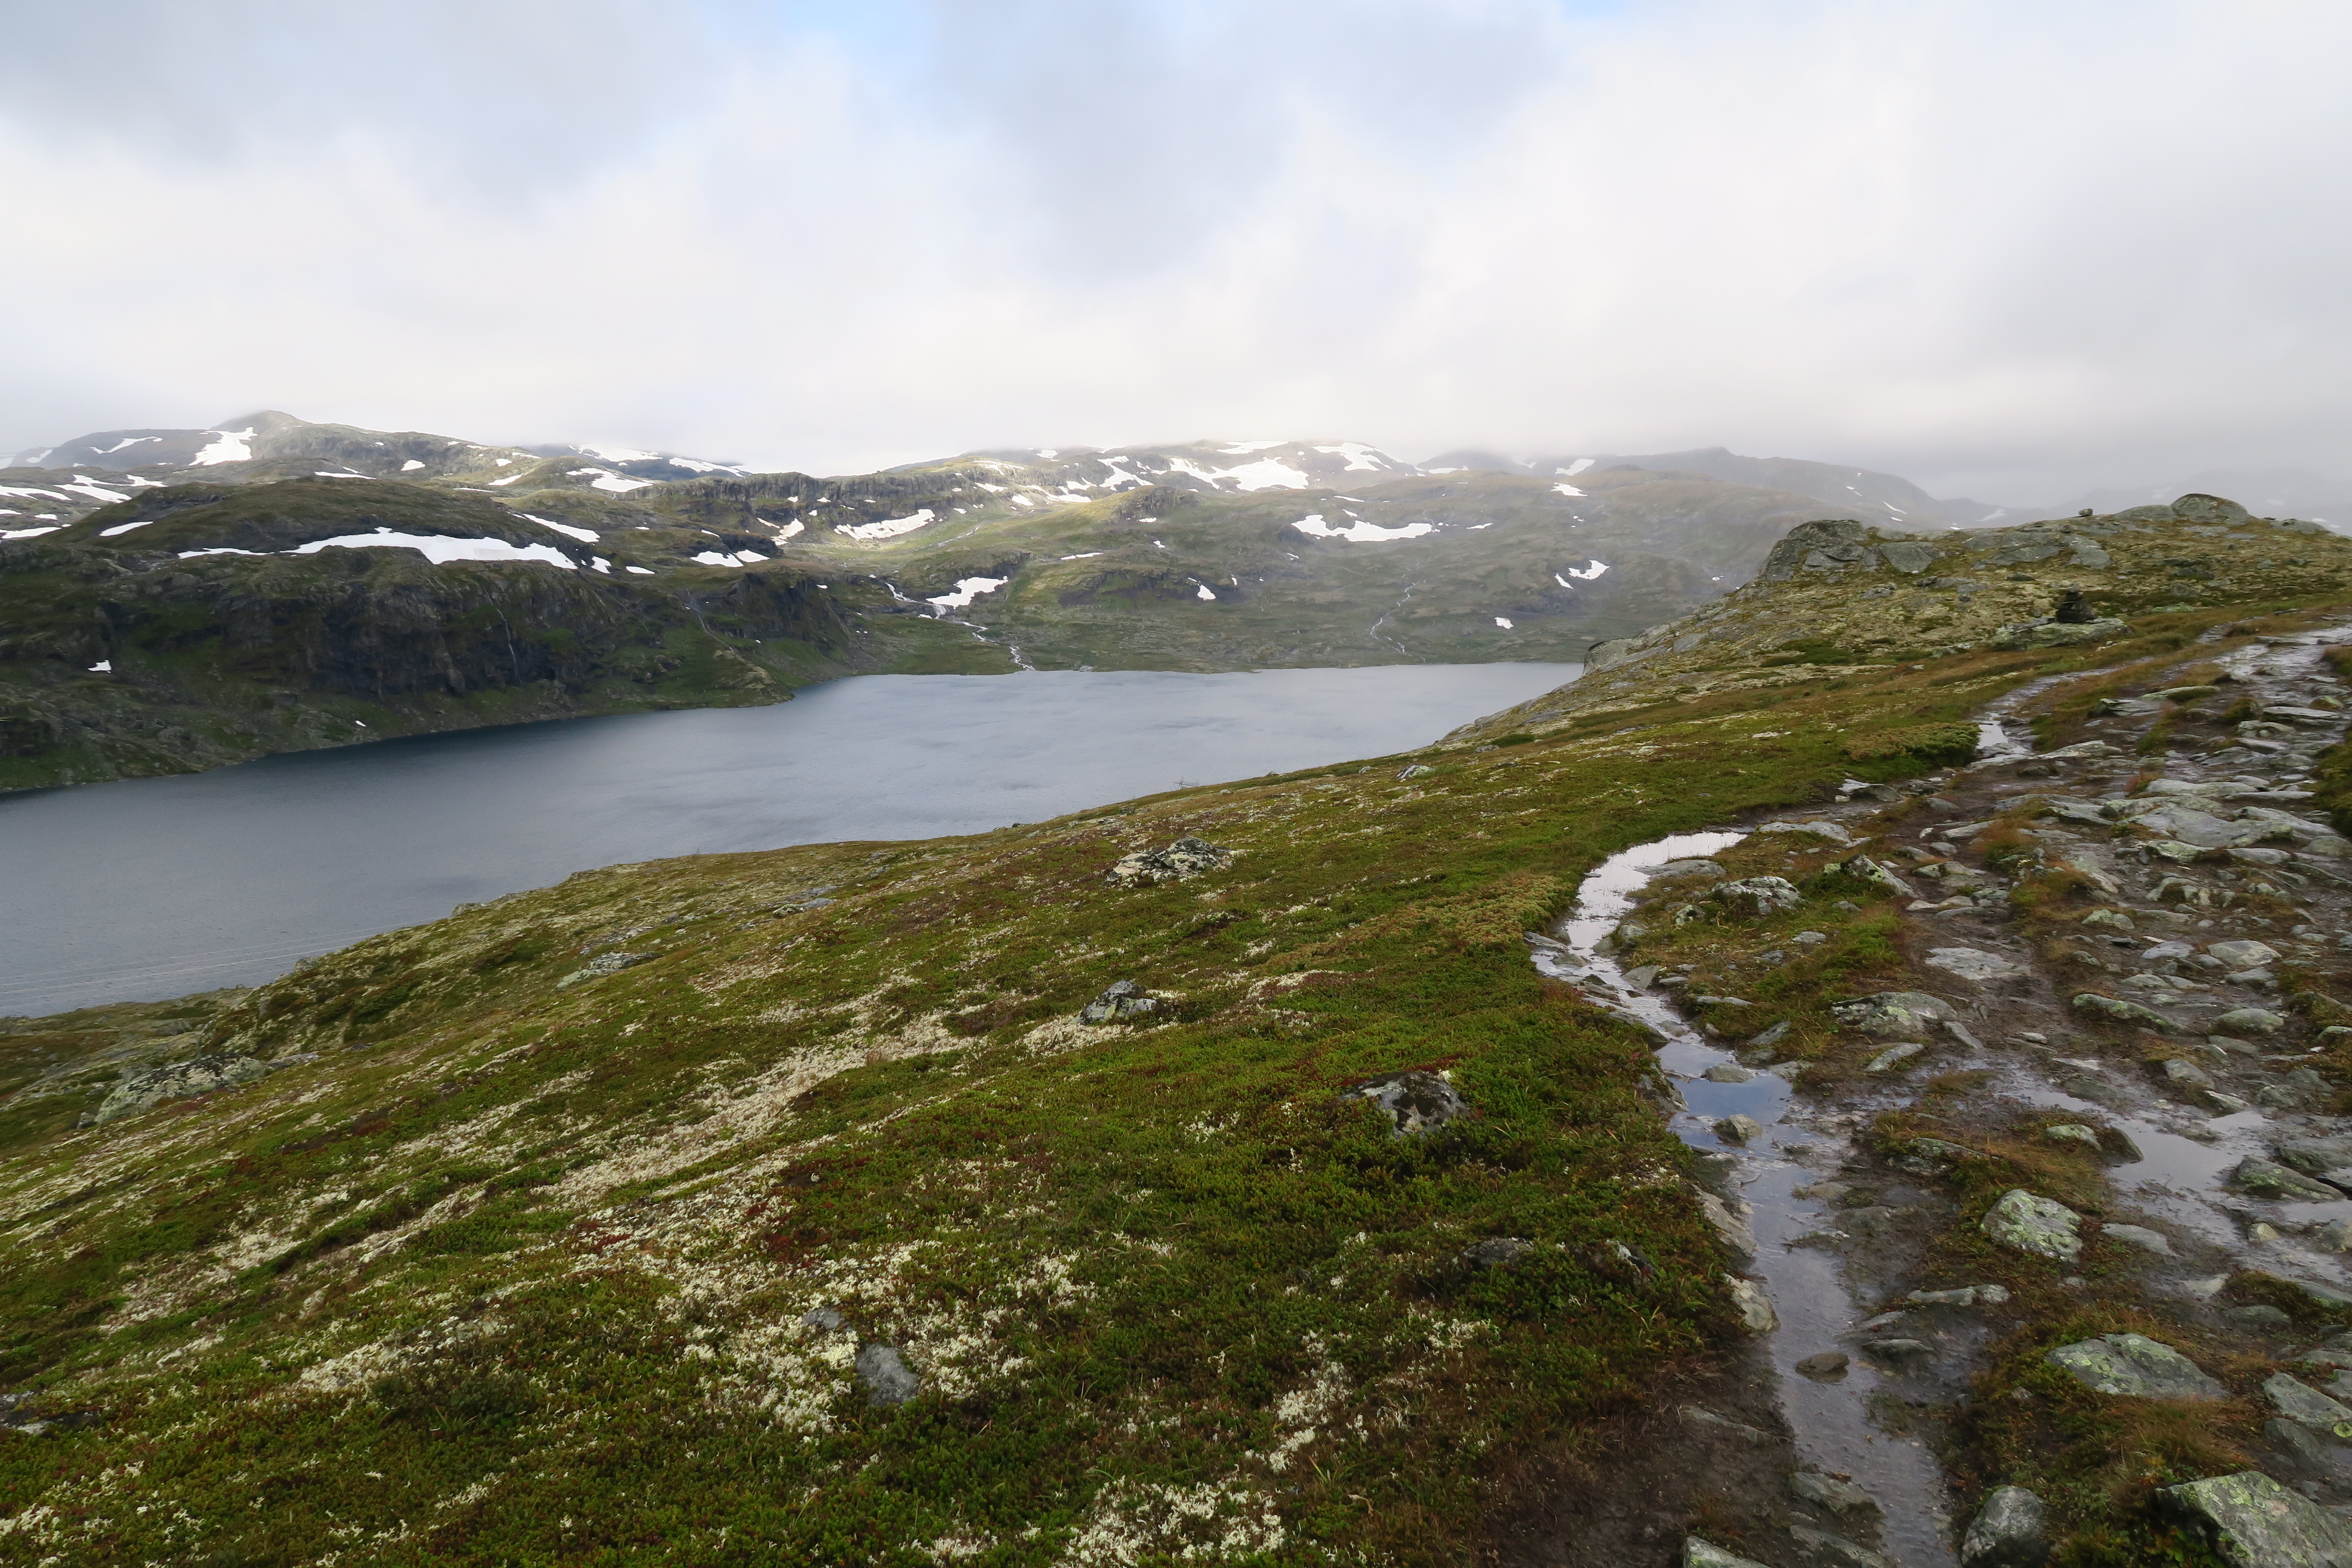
[6,593,2315,1562]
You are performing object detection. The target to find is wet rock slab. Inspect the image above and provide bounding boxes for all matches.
[2158,1470,2352,1567]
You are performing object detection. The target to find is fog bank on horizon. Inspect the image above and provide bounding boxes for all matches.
[4,0,2347,504]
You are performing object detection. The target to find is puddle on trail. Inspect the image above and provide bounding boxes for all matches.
[1536,830,1960,1568]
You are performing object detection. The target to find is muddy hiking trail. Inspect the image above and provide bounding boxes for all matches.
[11,496,2352,1567]
[1507,619,2352,1568]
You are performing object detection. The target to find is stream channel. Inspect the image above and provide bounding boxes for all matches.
[1533,832,1961,1567]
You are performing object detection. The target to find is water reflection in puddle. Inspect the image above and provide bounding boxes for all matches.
[1536,830,1960,1567]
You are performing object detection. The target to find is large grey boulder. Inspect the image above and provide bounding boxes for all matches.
[1926,946,2027,984]
[2046,1333,2226,1400]
[1080,980,1158,1023]
[1960,1486,2048,1567]
[2235,1158,2343,1204]
[2158,1470,2352,1568]
[1983,1191,2082,1262]
[1834,991,1954,1039]
[95,1054,275,1124]
[1709,876,1803,917]
[1106,836,1231,885]
[2276,1136,2352,1188]
[1991,617,2130,650]
[2172,493,2252,523]
[2265,1373,2352,1431]
[1343,1070,1469,1136]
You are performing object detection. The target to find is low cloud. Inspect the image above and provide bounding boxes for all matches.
[4,0,2347,502]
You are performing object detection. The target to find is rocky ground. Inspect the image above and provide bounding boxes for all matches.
[1556,618,2352,1566]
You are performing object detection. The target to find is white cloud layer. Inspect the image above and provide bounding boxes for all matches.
[4,0,2348,501]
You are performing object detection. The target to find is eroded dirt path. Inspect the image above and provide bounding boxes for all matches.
[1525,619,2352,1566]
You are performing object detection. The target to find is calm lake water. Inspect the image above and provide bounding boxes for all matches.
[1,663,1578,1016]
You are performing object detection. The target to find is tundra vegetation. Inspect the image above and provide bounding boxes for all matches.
[3,494,2351,1564]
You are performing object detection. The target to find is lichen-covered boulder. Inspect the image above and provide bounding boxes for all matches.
[2158,1470,2352,1568]
[95,1055,275,1125]
[1833,991,1954,1039]
[2263,1373,2352,1431]
[2234,1158,2342,1203]
[1832,855,1917,900]
[1080,980,1158,1023]
[1981,1189,2082,1262]
[2046,1333,2225,1400]
[1991,617,2131,650]
[1106,836,1231,885]
[1708,876,1802,917]
[1343,1070,1469,1136]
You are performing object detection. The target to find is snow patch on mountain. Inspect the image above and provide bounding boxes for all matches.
[190,429,256,466]
[1291,513,1435,543]
[841,508,937,540]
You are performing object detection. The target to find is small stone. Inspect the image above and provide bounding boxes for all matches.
[2071,992,2181,1032]
[2080,908,2137,932]
[2047,1333,2226,1400]
[855,1344,922,1407]
[2158,1470,2352,1565]
[1960,1485,2049,1568]
[1866,1043,1926,1073]
[1745,1020,1792,1047]
[1726,1274,1777,1333]
[1703,1063,1757,1083]
[1796,1352,1850,1379]
[2315,1218,2352,1253]
[2225,1304,2296,1331]
[797,1306,847,1332]
[1861,1337,1933,1363]
[1715,1114,1763,1144]
[1460,1237,1534,1270]
[1982,1190,2083,1262]
[1684,1538,1770,1568]
[2214,1007,2287,1038]
[2101,1224,2174,1256]
[1787,1523,1896,1568]
[2209,939,2283,970]
[1910,1284,2012,1308]
[1792,1471,1878,1514]
[1678,1406,1772,1444]
[2045,1124,2102,1151]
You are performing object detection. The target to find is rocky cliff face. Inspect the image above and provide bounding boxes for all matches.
[0,531,861,789]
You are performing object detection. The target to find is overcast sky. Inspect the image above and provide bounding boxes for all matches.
[5,0,2347,500]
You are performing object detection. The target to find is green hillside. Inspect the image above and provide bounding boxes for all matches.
[6,495,2349,1562]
